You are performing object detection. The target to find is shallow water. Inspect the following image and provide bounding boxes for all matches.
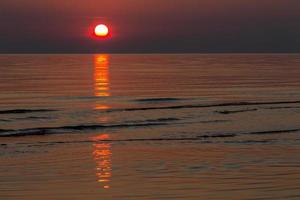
[1,54,300,199]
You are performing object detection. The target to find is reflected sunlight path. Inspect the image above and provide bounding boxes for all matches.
[94,54,110,98]
[92,54,112,189]
[92,134,112,189]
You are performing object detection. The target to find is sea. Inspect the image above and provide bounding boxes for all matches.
[1,54,300,199]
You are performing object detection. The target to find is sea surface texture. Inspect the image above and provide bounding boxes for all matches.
[1,54,300,199]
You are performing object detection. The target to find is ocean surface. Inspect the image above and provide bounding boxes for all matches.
[1,54,300,199]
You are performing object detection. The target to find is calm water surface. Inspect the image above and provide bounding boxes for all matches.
[1,54,300,199]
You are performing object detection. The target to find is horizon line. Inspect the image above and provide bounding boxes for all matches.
[1,52,300,55]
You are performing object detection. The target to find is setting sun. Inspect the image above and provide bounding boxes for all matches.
[94,24,109,37]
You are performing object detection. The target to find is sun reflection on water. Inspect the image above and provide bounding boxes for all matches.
[94,54,110,98]
[93,54,111,121]
[92,55,113,189]
[92,136,112,189]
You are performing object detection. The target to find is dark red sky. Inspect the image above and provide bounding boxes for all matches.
[1,0,300,53]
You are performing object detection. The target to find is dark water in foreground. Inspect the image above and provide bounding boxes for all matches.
[1,54,300,199]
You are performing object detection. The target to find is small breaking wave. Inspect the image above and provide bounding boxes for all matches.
[247,129,300,135]
[124,117,179,124]
[0,122,170,137]
[216,108,258,114]
[12,116,53,121]
[104,100,300,113]
[133,98,184,103]
[0,119,11,122]
[264,106,300,110]
[224,140,275,144]
[0,109,58,114]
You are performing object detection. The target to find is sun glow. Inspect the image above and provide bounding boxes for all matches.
[94,24,109,37]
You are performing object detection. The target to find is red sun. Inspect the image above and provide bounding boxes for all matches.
[94,24,109,37]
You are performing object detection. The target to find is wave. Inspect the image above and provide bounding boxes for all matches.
[13,134,238,145]
[215,108,258,114]
[133,98,184,103]
[104,100,300,113]
[8,135,294,147]
[7,139,278,150]
[0,122,170,137]
[0,109,57,114]
[12,116,53,121]
[224,140,275,144]
[264,106,300,110]
[1,119,299,139]
[0,119,11,122]
[124,117,179,124]
[247,129,300,135]
[198,133,237,138]
[199,120,230,124]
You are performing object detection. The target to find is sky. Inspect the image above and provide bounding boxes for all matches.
[1,0,300,53]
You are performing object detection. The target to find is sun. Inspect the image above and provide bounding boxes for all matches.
[94,24,109,37]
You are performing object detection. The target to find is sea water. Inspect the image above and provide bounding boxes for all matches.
[1,54,300,199]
